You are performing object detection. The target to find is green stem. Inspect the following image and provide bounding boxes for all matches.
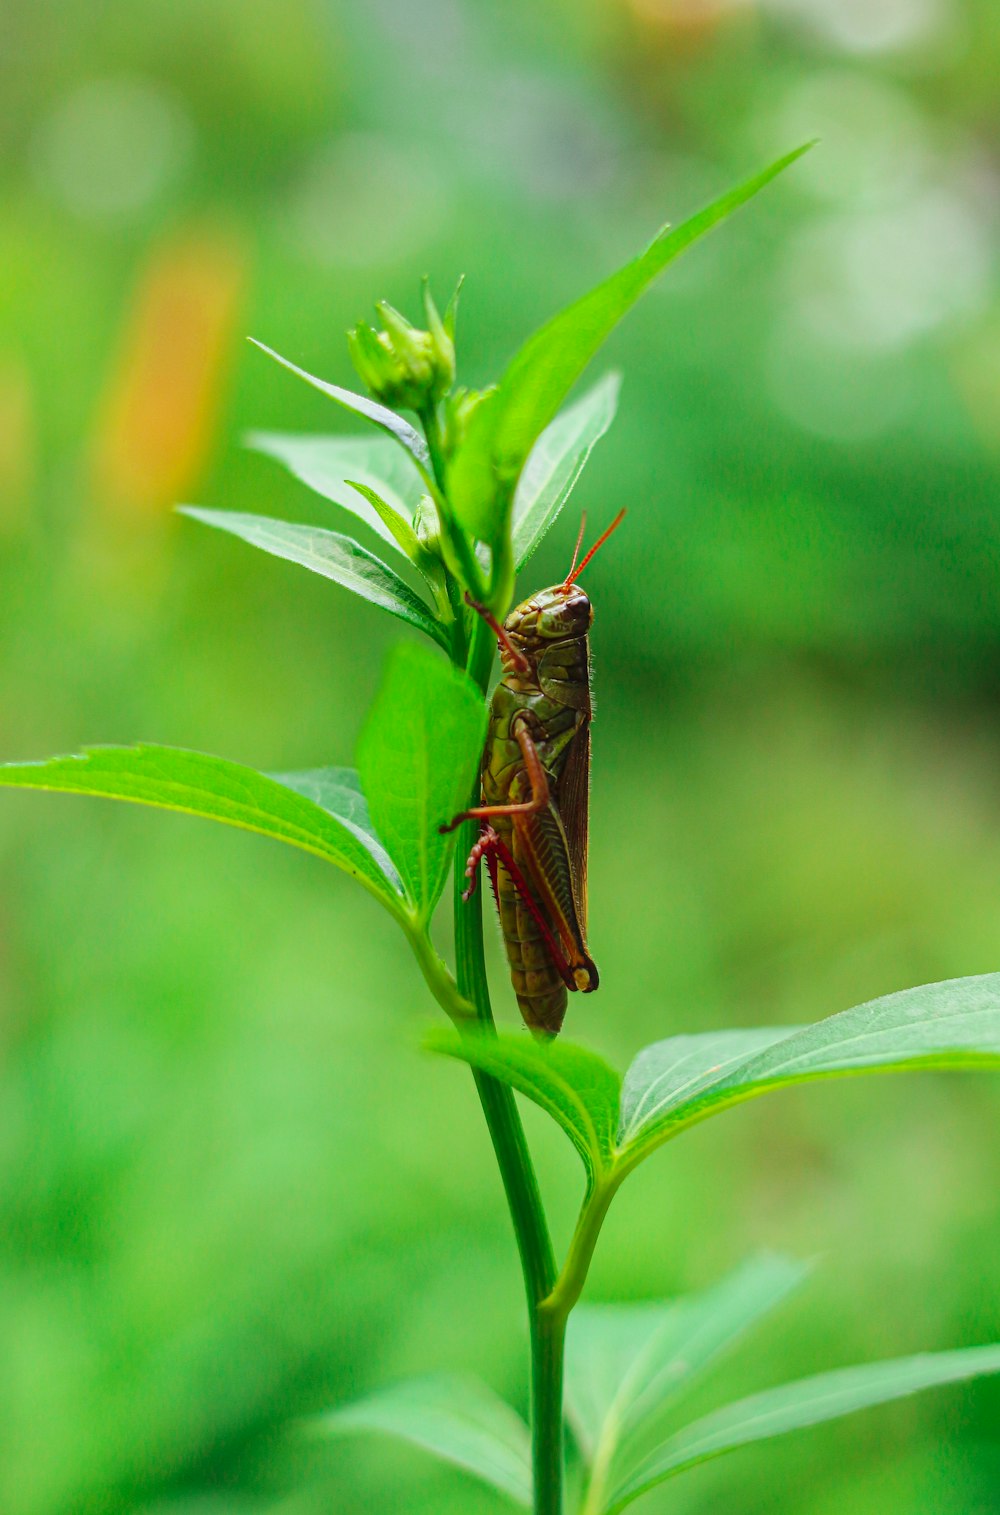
[457,612,564,1514]
[532,1306,567,1515]
[419,402,490,602]
[542,1179,618,1321]
[419,405,565,1513]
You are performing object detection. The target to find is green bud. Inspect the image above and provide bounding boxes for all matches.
[421,281,456,393]
[347,288,456,412]
[412,495,441,554]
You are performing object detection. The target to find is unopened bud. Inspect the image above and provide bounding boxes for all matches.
[348,287,455,411]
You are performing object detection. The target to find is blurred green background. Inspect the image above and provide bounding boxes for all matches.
[2,0,1000,1511]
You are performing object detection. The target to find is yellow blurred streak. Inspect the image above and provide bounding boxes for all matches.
[624,0,753,44]
[91,226,248,523]
[0,357,35,531]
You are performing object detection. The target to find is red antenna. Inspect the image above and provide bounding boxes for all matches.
[564,508,626,587]
[566,513,588,581]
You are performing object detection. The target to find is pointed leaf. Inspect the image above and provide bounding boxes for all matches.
[426,1029,621,1188]
[0,746,404,912]
[608,1343,1000,1511]
[357,644,487,921]
[512,372,621,571]
[315,1374,531,1507]
[493,146,813,480]
[247,430,425,554]
[344,479,422,557]
[179,509,447,650]
[449,145,812,534]
[249,339,430,471]
[568,1254,809,1481]
[619,975,1000,1165]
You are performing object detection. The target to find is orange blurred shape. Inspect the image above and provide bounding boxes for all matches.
[0,356,36,530]
[625,0,752,45]
[92,225,247,521]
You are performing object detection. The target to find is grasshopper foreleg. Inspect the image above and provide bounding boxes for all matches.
[440,720,548,833]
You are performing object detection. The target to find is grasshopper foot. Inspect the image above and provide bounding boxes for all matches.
[461,825,499,902]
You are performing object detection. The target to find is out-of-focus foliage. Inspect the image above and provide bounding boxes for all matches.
[1,1,999,1512]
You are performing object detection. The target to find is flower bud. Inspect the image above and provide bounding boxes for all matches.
[412,495,441,553]
[347,287,455,411]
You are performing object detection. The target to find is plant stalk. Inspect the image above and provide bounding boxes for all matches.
[421,400,566,1513]
[454,611,565,1514]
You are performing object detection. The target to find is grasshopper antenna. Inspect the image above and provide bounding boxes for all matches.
[564,508,626,587]
[566,513,587,582]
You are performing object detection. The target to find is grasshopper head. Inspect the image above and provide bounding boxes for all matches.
[503,509,625,647]
[505,582,593,642]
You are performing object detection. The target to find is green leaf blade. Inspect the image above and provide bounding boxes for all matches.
[426,1029,621,1188]
[249,338,430,470]
[512,372,621,571]
[344,479,425,564]
[315,1374,532,1507]
[179,508,447,649]
[357,644,487,920]
[492,145,813,482]
[617,1028,800,1149]
[620,973,1000,1164]
[568,1255,809,1472]
[0,746,404,912]
[609,1344,1000,1511]
[272,765,403,894]
[246,430,425,554]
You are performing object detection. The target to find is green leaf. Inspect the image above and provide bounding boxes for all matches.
[512,372,621,571]
[272,765,402,894]
[568,1254,809,1490]
[492,145,812,482]
[425,1028,620,1190]
[315,1374,531,1508]
[249,338,430,471]
[607,1343,1000,1511]
[0,746,404,913]
[357,643,487,921]
[618,974,1000,1165]
[617,1028,799,1148]
[447,146,810,539]
[246,430,425,555]
[343,479,428,572]
[179,508,448,650]
[446,386,506,542]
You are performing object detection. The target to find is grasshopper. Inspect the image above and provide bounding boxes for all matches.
[442,511,625,1036]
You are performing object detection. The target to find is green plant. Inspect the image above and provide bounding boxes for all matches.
[4,143,1000,1515]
